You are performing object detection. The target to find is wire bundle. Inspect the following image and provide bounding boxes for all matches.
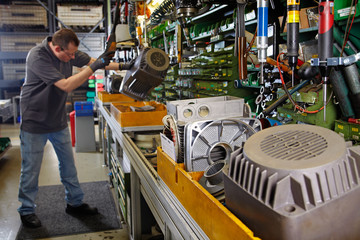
[149,0,175,26]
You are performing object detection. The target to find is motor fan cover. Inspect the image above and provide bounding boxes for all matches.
[224,124,360,240]
[120,47,169,100]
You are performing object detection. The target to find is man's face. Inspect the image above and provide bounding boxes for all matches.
[58,42,78,62]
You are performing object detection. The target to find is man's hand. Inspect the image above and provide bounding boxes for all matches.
[119,58,135,71]
[89,51,114,72]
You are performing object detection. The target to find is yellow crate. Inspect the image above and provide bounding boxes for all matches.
[97,92,135,103]
[157,148,260,240]
[110,101,166,127]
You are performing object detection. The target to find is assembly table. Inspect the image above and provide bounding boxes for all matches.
[95,97,209,240]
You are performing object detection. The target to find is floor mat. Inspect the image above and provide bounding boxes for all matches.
[16,181,121,240]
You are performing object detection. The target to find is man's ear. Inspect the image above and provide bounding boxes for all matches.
[54,45,62,53]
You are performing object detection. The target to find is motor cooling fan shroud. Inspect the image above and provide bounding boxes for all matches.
[120,47,169,100]
[223,124,360,240]
[185,118,261,172]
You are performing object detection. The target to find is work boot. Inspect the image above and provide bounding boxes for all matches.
[20,213,42,228]
[65,203,98,215]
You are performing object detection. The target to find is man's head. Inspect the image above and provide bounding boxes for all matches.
[50,29,80,62]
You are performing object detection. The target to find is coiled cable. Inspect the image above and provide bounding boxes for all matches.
[150,0,175,26]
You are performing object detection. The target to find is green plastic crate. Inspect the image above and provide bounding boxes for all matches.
[335,120,351,139]
[86,91,96,98]
[350,123,360,141]
[0,137,11,153]
[334,0,360,21]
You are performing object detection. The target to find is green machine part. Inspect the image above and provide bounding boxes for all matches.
[277,84,338,129]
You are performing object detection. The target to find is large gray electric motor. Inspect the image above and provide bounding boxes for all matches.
[224,124,360,240]
[120,47,169,100]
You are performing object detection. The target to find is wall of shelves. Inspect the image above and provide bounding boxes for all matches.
[0,0,109,102]
[147,3,259,103]
[146,1,360,123]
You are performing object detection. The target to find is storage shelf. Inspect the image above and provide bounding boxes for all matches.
[280,26,318,37]
[190,5,228,22]
[191,19,257,41]
[0,0,108,99]
[0,80,23,88]
[0,31,48,35]
[0,52,28,60]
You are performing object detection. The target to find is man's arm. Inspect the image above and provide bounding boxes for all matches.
[54,57,120,93]
[87,57,120,71]
[54,66,94,93]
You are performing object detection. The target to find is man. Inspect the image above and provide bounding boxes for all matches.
[18,28,131,228]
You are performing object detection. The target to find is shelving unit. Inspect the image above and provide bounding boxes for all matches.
[95,98,210,240]
[0,0,109,101]
[147,4,260,103]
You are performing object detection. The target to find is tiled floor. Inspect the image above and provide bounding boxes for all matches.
[0,123,129,240]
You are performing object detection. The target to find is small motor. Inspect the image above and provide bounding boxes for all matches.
[105,75,123,94]
[119,47,169,101]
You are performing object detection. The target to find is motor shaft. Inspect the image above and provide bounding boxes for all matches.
[257,0,269,85]
[287,0,300,87]
[318,0,334,121]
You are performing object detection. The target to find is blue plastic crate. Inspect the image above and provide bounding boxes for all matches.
[74,101,93,117]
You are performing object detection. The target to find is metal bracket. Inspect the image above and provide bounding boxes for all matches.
[311,52,360,67]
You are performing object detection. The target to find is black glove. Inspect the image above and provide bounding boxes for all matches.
[89,51,114,72]
[119,59,135,71]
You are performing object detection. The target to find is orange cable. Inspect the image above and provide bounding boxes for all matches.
[276,53,328,114]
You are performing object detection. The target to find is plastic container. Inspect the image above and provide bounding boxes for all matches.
[110,101,166,127]
[74,101,93,117]
[0,137,11,153]
[334,0,360,21]
[97,91,135,103]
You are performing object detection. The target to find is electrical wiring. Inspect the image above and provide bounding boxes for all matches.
[276,53,332,114]
[246,27,257,54]
[149,0,175,26]
[341,0,358,56]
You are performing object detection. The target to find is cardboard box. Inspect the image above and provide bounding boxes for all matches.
[279,8,310,33]
[299,8,310,29]
[305,7,319,27]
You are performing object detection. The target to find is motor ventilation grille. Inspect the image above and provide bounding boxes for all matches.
[120,47,169,100]
[259,129,328,161]
[224,124,360,240]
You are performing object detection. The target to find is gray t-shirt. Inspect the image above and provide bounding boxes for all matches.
[20,37,91,133]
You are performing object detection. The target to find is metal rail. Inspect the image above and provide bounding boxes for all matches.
[95,98,208,240]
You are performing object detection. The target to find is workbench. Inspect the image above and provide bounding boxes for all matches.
[95,97,261,240]
[95,98,209,240]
